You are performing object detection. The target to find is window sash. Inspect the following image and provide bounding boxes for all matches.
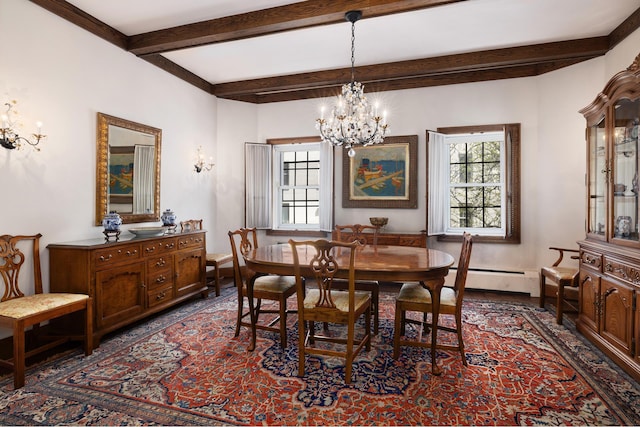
[445,133,506,235]
[275,144,321,230]
[429,128,517,240]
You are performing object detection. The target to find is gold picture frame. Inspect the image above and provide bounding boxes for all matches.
[342,135,418,208]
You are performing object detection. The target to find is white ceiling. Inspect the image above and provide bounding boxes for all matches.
[63,0,639,85]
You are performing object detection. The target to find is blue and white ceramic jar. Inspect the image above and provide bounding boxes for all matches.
[102,211,122,231]
[161,209,177,226]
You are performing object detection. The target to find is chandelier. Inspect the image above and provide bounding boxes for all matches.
[0,100,46,151]
[316,10,388,157]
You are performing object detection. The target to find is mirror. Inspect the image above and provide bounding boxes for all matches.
[95,112,162,225]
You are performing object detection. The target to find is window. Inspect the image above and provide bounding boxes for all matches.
[428,124,520,243]
[274,144,320,229]
[245,137,333,233]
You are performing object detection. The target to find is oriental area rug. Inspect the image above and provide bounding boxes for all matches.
[0,289,639,426]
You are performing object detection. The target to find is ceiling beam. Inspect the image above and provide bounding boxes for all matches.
[128,0,466,56]
[212,37,609,101]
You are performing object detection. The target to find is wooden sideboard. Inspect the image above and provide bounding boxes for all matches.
[48,230,207,346]
[331,229,427,248]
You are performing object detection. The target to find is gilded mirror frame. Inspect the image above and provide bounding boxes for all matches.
[95,112,162,225]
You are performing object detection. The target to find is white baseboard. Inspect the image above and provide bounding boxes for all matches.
[445,269,539,296]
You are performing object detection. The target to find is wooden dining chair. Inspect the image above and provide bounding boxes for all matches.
[0,234,93,389]
[181,219,232,296]
[539,247,580,325]
[332,224,381,334]
[180,219,203,232]
[289,238,371,384]
[393,232,473,365]
[228,228,296,349]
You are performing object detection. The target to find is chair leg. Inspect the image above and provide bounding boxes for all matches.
[85,299,94,355]
[13,320,26,389]
[235,295,244,337]
[456,312,467,366]
[539,271,546,308]
[298,317,306,378]
[345,322,355,384]
[556,281,565,325]
[213,263,221,297]
[365,306,371,351]
[393,303,403,359]
[372,289,379,335]
[279,297,287,349]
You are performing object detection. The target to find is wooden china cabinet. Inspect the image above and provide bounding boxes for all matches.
[578,52,640,382]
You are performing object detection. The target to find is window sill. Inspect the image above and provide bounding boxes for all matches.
[267,229,328,238]
[437,234,520,244]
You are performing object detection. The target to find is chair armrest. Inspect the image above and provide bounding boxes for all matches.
[548,247,579,267]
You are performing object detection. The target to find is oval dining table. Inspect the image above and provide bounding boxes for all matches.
[243,243,455,375]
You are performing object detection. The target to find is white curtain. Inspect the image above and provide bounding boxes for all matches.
[245,143,272,228]
[319,142,334,232]
[428,131,448,235]
[133,145,154,214]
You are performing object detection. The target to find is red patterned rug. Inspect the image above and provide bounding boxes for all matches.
[0,289,638,426]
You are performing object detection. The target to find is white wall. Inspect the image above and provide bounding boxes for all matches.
[0,0,218,300]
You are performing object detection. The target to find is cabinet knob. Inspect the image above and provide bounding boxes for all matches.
[146,246,156,253]
[99,254,112,262]
[156,275,166,283]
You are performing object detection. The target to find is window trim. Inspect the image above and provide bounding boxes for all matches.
[427,123,521,244]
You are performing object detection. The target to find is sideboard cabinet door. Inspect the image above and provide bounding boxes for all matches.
[95,263,145,329]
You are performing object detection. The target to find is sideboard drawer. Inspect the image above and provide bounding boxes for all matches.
[580,250,602,272]
[603,256,640,286]
[178,233,205,249]
[94,243,141,269]
[142,237,178,256]
[147,284,174,308]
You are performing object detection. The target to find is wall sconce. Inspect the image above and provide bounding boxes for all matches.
[194,145,214,173]
[1,100,46,151]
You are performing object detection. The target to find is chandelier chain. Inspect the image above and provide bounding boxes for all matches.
[351,19,356,83]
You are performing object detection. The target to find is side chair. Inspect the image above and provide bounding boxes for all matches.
[0,234,92,389]
[289,238,371,384]
[393,232,473,366]
[180,219,232,296]
[539,247,580,325]
[228,228,297,349]
[332,224,381,334]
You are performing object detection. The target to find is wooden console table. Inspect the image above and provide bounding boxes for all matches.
[48,230,208,346]
[331,229,427,248]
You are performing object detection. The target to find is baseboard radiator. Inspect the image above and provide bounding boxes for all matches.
[444,267,539,296]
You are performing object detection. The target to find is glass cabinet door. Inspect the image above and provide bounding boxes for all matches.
[612,98,640,243]
[588,116,606,237]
